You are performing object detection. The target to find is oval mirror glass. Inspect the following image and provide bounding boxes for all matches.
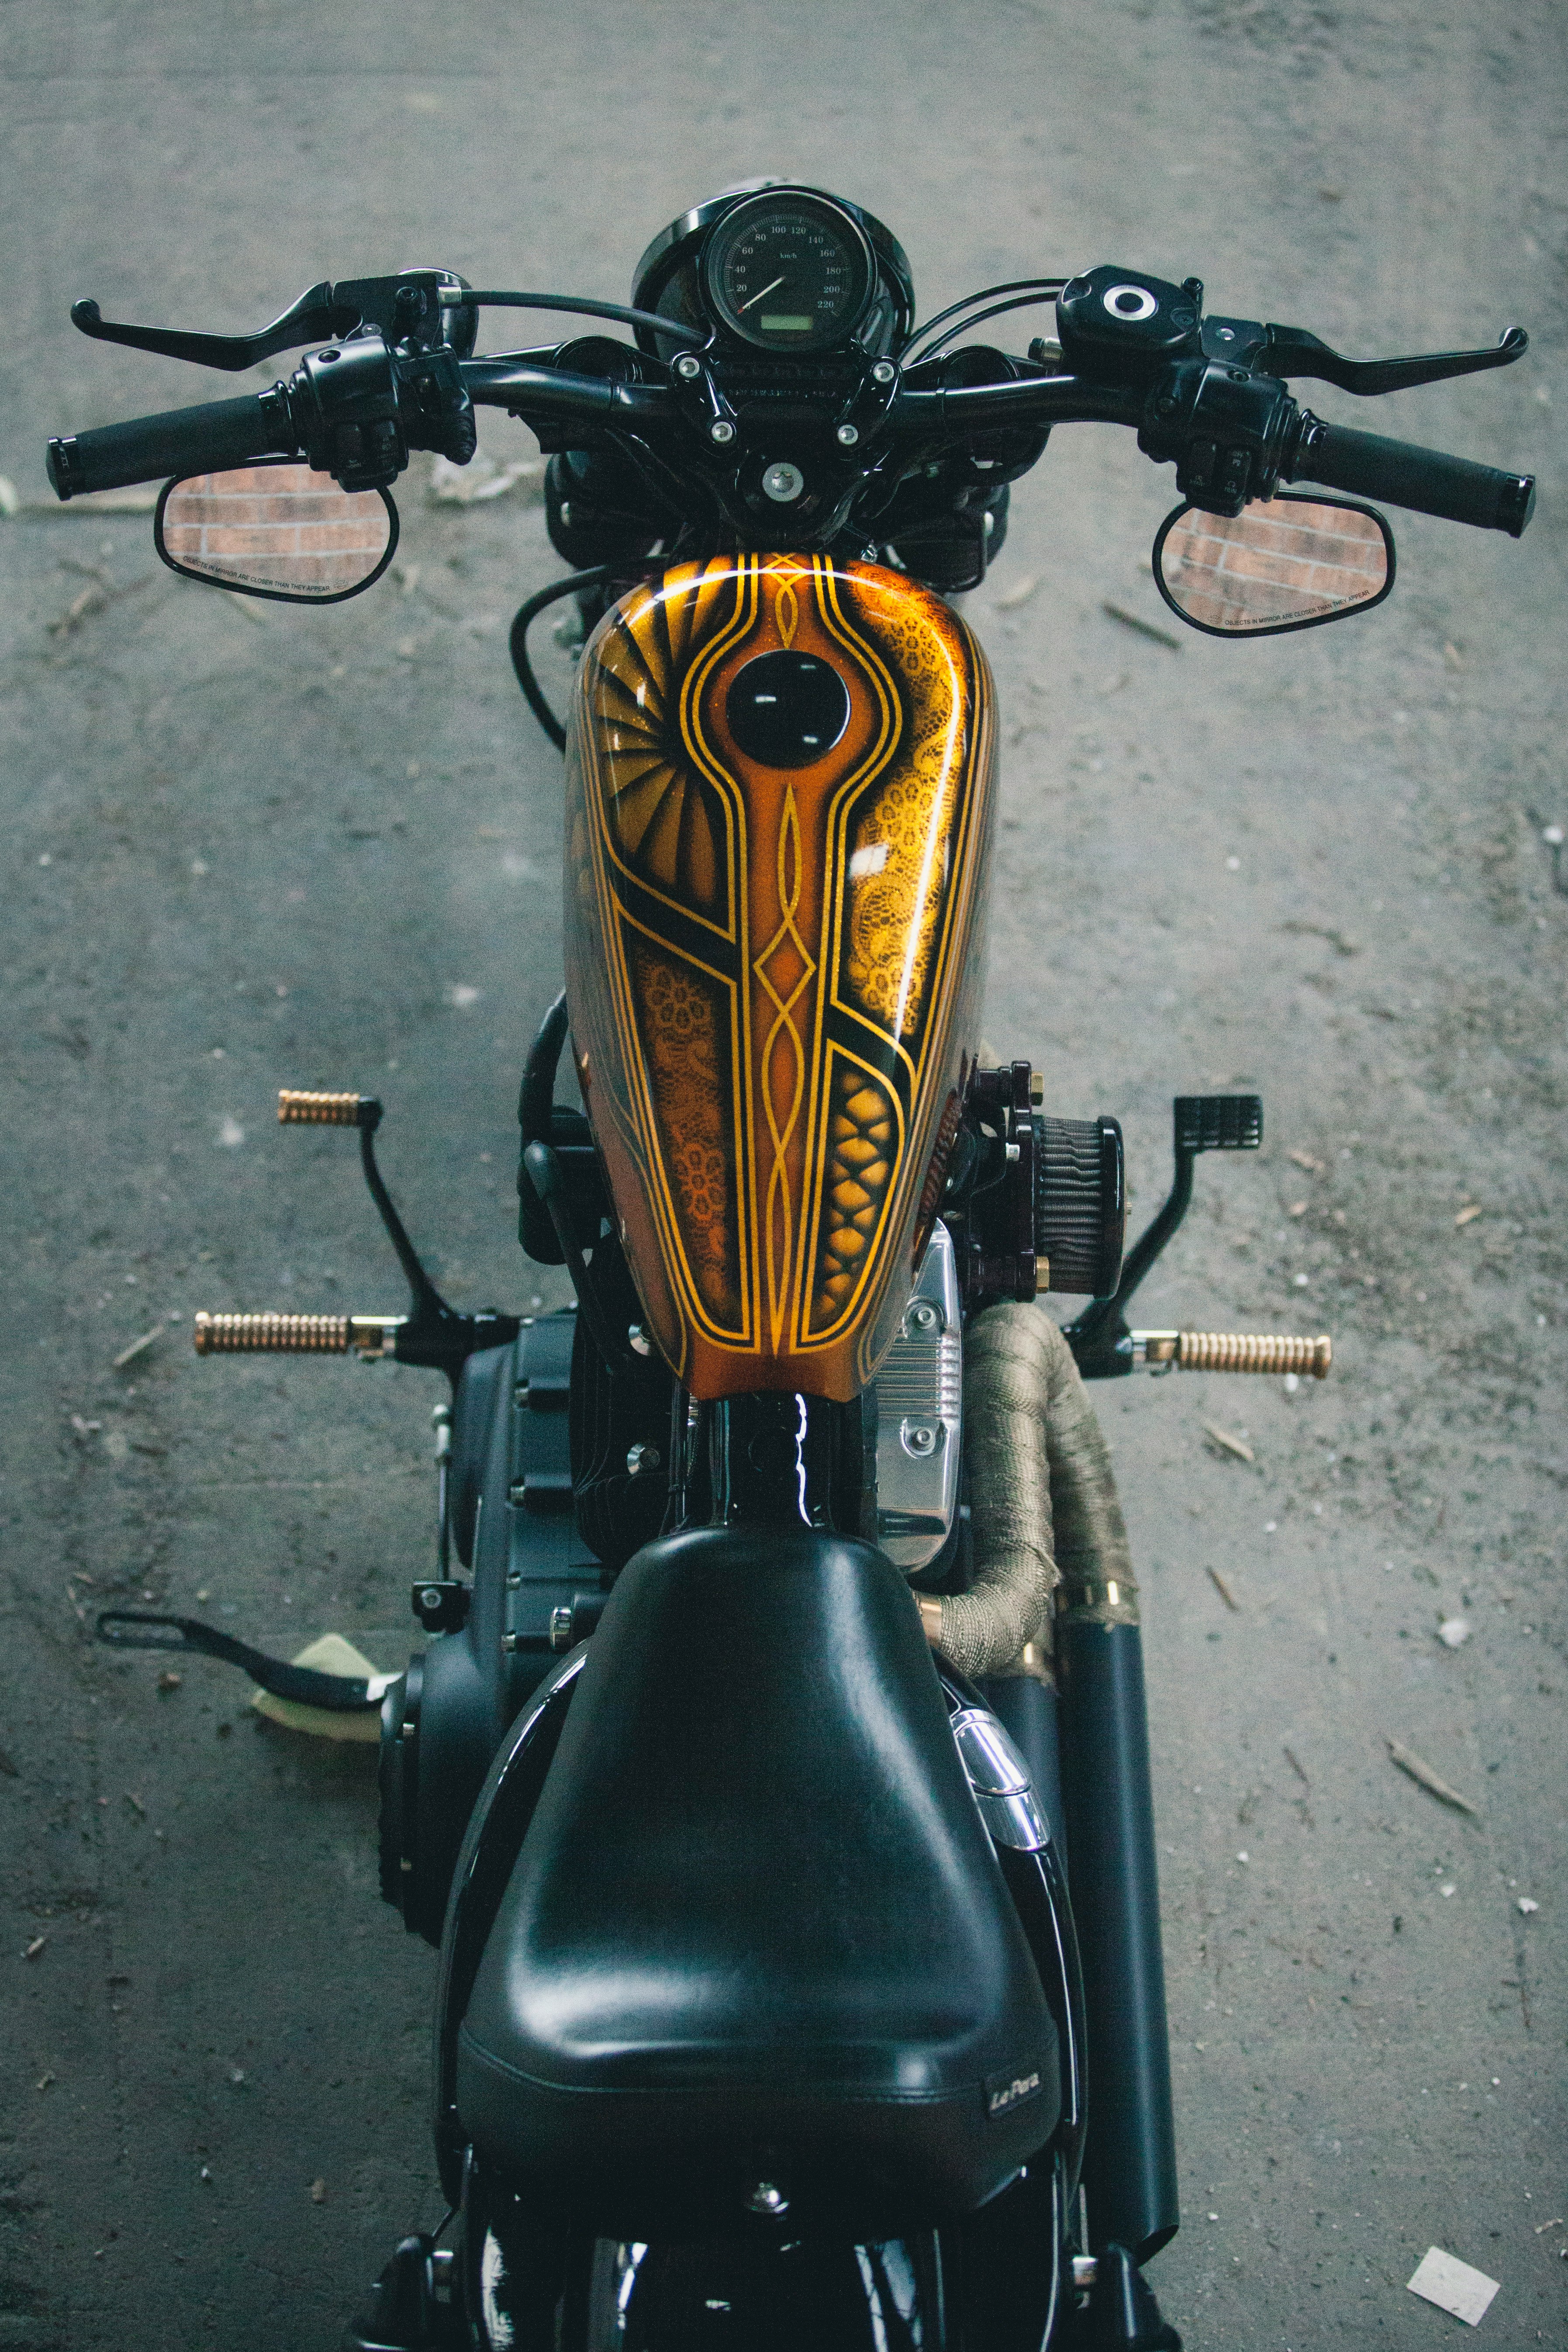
[1153,493,1393,638]
[155,463,397,603]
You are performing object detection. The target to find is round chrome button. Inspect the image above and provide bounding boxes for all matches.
[1102,283,1158,322]
[761,461,805,503]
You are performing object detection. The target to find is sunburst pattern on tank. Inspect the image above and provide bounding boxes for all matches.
[592,562,746,932]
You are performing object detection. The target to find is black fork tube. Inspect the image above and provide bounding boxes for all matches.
[1056,1577,1179,2266]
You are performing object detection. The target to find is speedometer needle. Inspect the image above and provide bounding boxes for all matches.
[736,275,787,315]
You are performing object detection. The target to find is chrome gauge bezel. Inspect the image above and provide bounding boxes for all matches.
[700,190,877,356]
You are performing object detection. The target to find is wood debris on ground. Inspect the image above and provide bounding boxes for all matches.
[1101,599,1182,649]
[1385,1737,1479,1817]
[1202,1422,1255,1463]
[112,1325,163,1371]
[1207,1566,1241,1612]
[1454,1203,1483,1227]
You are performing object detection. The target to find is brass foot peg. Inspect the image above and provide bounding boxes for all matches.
[193,1310,404,1358]
[1131,1329,1332,1378]
[190,1088,519,1384]
[276,1089,370,1126]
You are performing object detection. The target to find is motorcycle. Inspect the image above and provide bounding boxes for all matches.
[48,181,1535,2351]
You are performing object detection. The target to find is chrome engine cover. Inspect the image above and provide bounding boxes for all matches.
[872,1221,961,1572]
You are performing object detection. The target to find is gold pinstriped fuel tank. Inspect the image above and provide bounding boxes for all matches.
[563,553,996,1402]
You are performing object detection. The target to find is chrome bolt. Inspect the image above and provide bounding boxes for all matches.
[870,359,896,384]
[419,1587,443,1613]
[628,1324,652,1357]
[513,1379,530,1407]
[500,1631,520,1653]
[626,1442,661,1477]
[674,352,702,380]
[507,1477,528,1505]
[548,1605,575,1651]
[907,1300,940,1334]
[902,1423,939,1458]
[761,461,805,504]
[836,422,860,447]
[505,1572,522,1590]
[746,2182,789,2217]
[710,418,736,445]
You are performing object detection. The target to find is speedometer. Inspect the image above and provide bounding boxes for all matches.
[702,192,875,354]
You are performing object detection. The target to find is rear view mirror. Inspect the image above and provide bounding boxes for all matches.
[155,462,397,603]
[1152,493,1393,637]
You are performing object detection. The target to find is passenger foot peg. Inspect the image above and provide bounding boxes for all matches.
[193,1310,403,1358]
[1131,1329,1331,1378]
[191,1082,519,1381]
[1077,2243,1181,2350]
[276,1087,373,1126]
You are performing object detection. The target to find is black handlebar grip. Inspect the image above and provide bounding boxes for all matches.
[46,389,297,501]
[1290,416,1535,537]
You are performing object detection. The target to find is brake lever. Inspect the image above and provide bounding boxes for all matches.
[1202,314,1528,395]
[69,270,473,371]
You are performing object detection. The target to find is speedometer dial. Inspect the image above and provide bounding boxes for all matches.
[703,193,874,354]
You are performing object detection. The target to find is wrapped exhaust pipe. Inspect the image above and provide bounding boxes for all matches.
[924,1303,1179,2268]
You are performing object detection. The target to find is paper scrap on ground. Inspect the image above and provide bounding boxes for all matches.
[1406,2247,1499,2326]
[251,1634,385,1744]
[994,573,1039,610]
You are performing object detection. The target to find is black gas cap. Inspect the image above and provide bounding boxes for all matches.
[725,651,850,768]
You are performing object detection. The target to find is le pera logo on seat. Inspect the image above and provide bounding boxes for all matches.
[986,2067,1044,2118]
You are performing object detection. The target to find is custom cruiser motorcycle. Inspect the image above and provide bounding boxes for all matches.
[50,184,1534,2350]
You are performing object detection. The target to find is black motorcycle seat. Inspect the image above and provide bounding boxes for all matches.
[453,1525,1058,2235]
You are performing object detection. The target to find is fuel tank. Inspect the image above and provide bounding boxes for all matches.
[564,554,996,1402]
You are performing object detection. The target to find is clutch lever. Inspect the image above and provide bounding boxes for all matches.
[69,270,472,371]
[70,283,357,371]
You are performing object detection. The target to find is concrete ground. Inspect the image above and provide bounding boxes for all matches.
[1,1,1564,2344]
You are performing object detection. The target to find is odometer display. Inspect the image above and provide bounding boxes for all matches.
[704,194,873,353]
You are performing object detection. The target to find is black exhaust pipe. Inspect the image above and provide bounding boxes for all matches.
[1056,1581,1178,2266]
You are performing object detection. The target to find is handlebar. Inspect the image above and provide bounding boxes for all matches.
[47,385,297,500]
[1286,413,1535,537]
[45,332,1535,546]
[462,359,669,425]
